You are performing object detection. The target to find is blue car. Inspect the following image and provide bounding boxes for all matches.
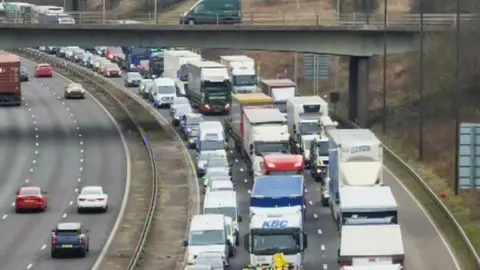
[51,222,89,258]
[20,67,29,82]
[182,113,203,138]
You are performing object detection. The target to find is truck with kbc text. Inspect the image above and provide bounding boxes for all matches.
[250,175,305,218]
[260,79,296,116]
[286,96,329,167]
[220,55,257,93]
[327,129,383,221]
[230,105,289,178]
[186,60,231,114]
[244,212,308,269]
[0,53,21,106]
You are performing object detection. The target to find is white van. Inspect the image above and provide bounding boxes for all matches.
[184,214,231,264]
[203,191,242,246]
[197,121,226,154]
[206,179,234,193]
[153,77,177,108]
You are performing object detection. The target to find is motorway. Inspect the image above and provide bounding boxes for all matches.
[0,59,127,270]
[60,53,459,269]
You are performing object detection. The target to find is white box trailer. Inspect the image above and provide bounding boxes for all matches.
[220,55,257,93]
[163,50,201,80]
[339,225,404,268]
[338,186,397,229]
[260,79,296,115]
[243,108,289,177]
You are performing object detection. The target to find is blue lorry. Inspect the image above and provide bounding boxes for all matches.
[124,46,151,73]
[250,175,306,218]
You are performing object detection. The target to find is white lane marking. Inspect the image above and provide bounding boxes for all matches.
[41,244,46,250]
[78,133,82,137]
[385,167,461,269]
[33,120,36,124]
[25,102,28,106]
[235,159,239,162]
[66,107,70,111]
[247,190,251,194]
[77,177,81,182]
[79,167,83,172]
[46,87,50,90]
[28,108,31,111]
[26,263,33,269]
[25,179,29,183]
[32,160,36,164]
[62,213,67,218]
[70,113,73,117]
[57,96,60,100]
[74,188,78,193]
[80,158,84,163]
[79,141,83,145]
[80,149,84,153]
[29,168,34,172]
[317,229,322,235]
[240,168,244,172]
[73,120,77,124]
[31,114,35,118]
[321,245,325,251]
[34,127,38,131]
[76,126,80,130]
[35,142,39,147]
[69,201,73,206]
[34,150,38,155]
[308,201,313,205]
[62,101,65,105]
[323,264,328,270]
[305,189,308,193]
[2,214,7,219]
[313,213,318,219]
[244,179,247,183]
[11,202,15,207]
[35,134,39,138]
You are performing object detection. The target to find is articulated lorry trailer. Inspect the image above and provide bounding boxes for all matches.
[220,55,257,93]
[326,129,383,220]
[260,78,296,116]
[0,53,21,106]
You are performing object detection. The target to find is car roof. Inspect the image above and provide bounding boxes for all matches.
[19,186,41,192]
[196,251,223,258]
[81,186,103,192]
[57,222,82,230]
[211,180,233,188]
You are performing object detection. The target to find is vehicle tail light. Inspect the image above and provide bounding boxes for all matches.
[393,258,404,267]
[225,103,230,109]
[78,235,85,244]
[78,198,86,201]
[339,261,352,267]
[204,104,210,111]
[52,235,58,244]
[97,198,104,201]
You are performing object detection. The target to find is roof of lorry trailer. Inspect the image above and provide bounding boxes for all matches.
[233,93,273,105]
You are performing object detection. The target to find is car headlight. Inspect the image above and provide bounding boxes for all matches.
[127,79,132,83]
[189,139,194,143]
[187,128,191,132]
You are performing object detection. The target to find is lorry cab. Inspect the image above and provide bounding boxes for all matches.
[185,214,231,264]
[180,0,242,25]
[339,225,404,268]
[262,153,303,175]
[152,77,177,108]
[338,186,398,230]
[244,212,308,268]
[203,190,242,246]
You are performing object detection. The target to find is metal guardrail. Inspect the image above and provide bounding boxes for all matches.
[330,111,480,268]
[5,12,480,27]
[15,48,159,269]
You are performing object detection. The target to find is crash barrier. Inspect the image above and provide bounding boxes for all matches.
[16,48,159,270]
[330,111,480,268]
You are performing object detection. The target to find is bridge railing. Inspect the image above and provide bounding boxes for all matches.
[5,11,480,27]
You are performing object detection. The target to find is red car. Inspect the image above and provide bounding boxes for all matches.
[102,63,121,77]
[34,63,53,77]
[15,186,48,213]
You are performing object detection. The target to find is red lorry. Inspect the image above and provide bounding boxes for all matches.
[0,53,21,106]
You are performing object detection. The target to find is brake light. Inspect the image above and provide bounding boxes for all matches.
[97,198,104,201]
[78,235,85,244]
[204,104,211,110]
[339,261,352,267]
[225,103,230,109]
[52,235,57,244]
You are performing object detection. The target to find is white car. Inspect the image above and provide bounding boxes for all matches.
[77,186,108,213]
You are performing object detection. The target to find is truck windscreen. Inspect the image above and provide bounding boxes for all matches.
[233,75,255,86]
[299,121,319,135]
[199,140,224,151]
[204,82,229,92]
[189,230,225,246]
[251,232,301,255]
[254,142,289,156]
[342,211,398,225]
[204,207,237,221]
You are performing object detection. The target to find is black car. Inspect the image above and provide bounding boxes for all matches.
[51,222,90,258]
[20,67,29,82]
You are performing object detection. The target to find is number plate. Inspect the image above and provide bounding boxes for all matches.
[88,199,95,202]
[62,244,73,248]
[24,200,34,203]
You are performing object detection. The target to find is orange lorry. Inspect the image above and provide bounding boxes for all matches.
[0,53,21,106]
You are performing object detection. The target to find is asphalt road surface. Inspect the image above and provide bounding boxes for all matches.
[0,60,128,270]
[73,61,458,270]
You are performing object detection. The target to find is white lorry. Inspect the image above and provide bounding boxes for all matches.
[338,225,404,268]
[244,212,308,268]
[163,50,202,96]
[260,79,296,116]
[286,96,329,167]
[338,186,397,230]
[242,108,289,177]
[326,129,384,221]
[220,55,257,93]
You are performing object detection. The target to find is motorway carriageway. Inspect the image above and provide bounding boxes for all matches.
[71,56,458,270]
[0,59,127,270]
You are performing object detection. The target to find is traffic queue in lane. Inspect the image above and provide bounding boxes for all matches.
[42,45,405,270]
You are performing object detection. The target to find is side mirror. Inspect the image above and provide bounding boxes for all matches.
[43,191,48,194]
[243,234,250,252]
[183,239,188,247]
[238,215,243,222]
[15,191,19,195]
[303,232,308,250]
[51,229,56,233]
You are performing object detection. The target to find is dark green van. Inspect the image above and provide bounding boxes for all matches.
[179,0,242,25]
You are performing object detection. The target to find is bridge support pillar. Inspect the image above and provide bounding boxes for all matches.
[348,56,370,127]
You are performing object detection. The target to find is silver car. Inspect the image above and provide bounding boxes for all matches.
[194,252,226,270]
[64,83,85,99]
[172,104,193,126]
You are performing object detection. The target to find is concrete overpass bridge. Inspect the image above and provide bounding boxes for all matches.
[3,12,478,126]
